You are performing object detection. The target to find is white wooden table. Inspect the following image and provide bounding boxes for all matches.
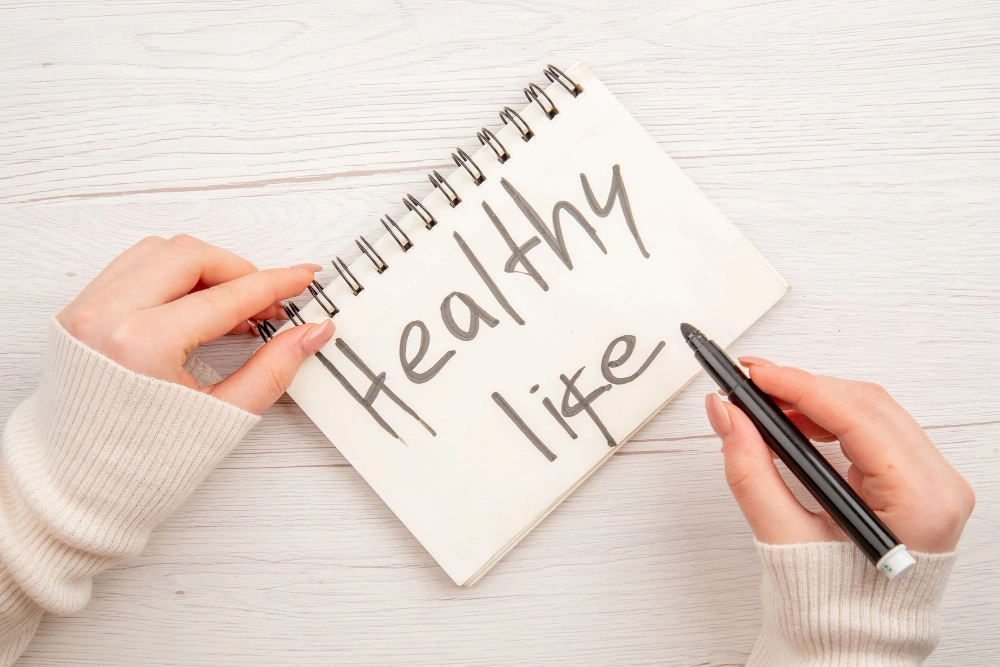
[2,1,998,664]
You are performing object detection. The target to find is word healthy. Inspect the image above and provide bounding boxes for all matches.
[313,164,665,461]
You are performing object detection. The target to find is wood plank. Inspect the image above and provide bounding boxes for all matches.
[1,0,998,663]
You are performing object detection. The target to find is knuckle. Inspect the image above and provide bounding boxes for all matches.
[168,233,197,246]
[861,381,891,402]
[211,280,235,301]
[795,375,826,409]
[925,482,972,534]
[106,318,142,358]
[724,460,760,500]
[60,303,102,342]
[136,235,165,250]
[937,496,965,531]
[260,271,282,301]
[844,382,894,432]
[260,361,292,400]
[959,478,976,515]
[212,282,244,320]
[167,234,202,256]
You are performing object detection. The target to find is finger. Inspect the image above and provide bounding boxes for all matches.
[772,397,794,411]
[249,300,291,323]
[746,365,937,475]
[744,364,871,435]
[226,302,288,336]
[746,365,878,442]
[162,266,320,347]
[706,393,826,544]
[739,357,792,409]
[110,235,262,309]
[229,320,255,336]
[785,409,838,442]
[204,320,335,414]
[737,359,835,441]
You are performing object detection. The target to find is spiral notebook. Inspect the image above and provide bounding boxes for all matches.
[262,63,789,586]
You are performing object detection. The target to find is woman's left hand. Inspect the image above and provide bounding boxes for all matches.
[57,234,335,414]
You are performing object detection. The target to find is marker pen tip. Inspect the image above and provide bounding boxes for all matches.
[680,322,699,340]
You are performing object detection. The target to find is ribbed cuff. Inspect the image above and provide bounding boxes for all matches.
[748,540,956,667]
[0,318,259,613]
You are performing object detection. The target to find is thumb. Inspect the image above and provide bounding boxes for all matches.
[205,319,335,414]
[706,393,829,544]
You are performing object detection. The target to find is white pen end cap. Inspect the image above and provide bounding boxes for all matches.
[877,544,916,581]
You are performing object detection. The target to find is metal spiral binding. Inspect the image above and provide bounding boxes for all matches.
[356,236,388,273]
[525,82,559,118]
[308,279,339,317]
[283,302,306,325]
[544,64,583,97]
[259,64,579,343]
[477,127,510,163]
[403,193,437,229]
[381,215,412,251]
[452,148,485,185]
[500,106,533,141]
[257,319,277,341]
[333,257,363,295]
[428,170,461,207]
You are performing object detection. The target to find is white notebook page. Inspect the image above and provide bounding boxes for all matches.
[281,63,789,585]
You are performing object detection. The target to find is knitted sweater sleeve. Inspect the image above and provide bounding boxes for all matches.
[0,319,258,665]
[748,539,957,666]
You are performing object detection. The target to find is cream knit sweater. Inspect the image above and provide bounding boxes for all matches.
[0,320,956,665]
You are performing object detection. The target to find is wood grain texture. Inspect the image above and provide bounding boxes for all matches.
[1,0,998,664]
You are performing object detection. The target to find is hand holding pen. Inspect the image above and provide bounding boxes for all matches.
[699,348,974,563]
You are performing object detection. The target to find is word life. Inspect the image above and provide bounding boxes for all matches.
[492,333,665,461]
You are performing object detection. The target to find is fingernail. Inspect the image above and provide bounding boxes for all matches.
[274,302,288,319]
[300,320,335,355]
[290,263,324,273]
[248,320,259,337]
[739,355,777,368]
[705,393,733,439]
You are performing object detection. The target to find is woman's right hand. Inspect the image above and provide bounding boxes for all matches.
[705,358,975,553]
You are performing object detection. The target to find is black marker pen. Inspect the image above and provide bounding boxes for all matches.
[680,323,915,580]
